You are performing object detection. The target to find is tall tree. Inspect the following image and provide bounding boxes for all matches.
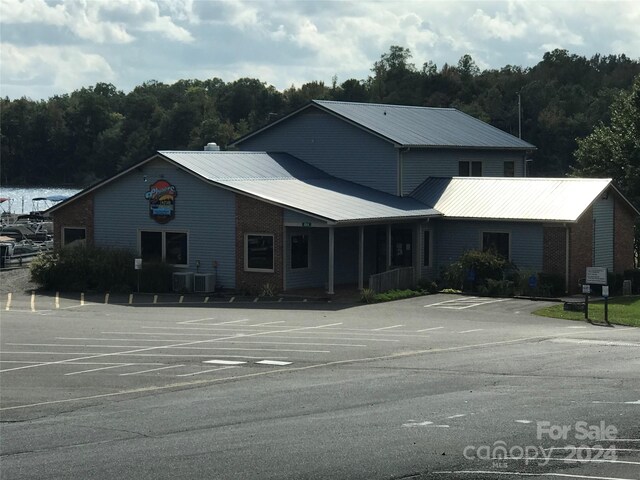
[573,74,640,262]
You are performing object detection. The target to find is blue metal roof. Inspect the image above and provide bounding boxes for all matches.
[159,151,440,224]
[313,100,536,150]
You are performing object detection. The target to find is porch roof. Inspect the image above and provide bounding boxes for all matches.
[159,151,441,224]
[411,176,629,222]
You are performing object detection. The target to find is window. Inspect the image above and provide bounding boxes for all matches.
[459,161,482,176]
[504,161,515,177]
[482,232,510,259]
[140,231,188,265]
[63,227,86,246]
[422,230,431,267]
[245,234,274,272]
[291,234,309,269]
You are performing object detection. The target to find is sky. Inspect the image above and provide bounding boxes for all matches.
[1,0,639,101]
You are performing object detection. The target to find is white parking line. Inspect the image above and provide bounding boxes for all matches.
[65,364,134,376]
[416,327,445,332]
[176,366,236,377]
[56,337,367,347]
[203,359,247,365]
[0,351,289,359]
[372,325,404,331]
[255,360,292,366]
[6,343,330,353]
[458,329,484,334]
[101,331,401,342]
[120,365,185,376]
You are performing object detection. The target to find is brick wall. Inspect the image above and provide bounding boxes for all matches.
[614,196,637,273]
[568,207,593,294]
[52,193,94,248]
[542,226,566,276]
[235,195,284,294]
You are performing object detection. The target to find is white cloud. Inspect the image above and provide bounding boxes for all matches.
[0,0,193,44]
[1,0,639,100]
[0,43,115,98]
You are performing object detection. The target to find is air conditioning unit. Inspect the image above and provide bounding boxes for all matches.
[194,273,216,293]
[172,272,194,293]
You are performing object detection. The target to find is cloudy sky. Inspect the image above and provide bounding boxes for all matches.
[1,0,639,100]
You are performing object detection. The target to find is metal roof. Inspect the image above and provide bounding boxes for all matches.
[159,151,440,223]
[411,177,615,222]
[231,100,536,150]
[313,100,536,150]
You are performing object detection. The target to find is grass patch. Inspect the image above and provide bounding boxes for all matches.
[533,296,640,327]
[361,288,427,303]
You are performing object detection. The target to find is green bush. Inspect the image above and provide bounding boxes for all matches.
[29,246,174,292]
[443,249,517,295]
[537,272,565,297]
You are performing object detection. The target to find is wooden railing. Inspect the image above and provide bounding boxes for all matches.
[368,267,414,293]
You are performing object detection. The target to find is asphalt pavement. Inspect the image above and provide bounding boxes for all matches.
[1,292,638,479]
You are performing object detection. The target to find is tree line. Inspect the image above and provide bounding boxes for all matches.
[1,47,639,189]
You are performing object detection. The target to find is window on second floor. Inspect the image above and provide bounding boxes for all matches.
[459,161,482,176]
[504,161,515,177]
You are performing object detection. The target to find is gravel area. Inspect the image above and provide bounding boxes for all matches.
[0,267,38,294]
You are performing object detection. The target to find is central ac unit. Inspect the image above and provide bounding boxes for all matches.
[172,272,194,293]
[194,273,216,293]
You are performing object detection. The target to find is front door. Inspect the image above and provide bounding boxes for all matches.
[391,228,413,267]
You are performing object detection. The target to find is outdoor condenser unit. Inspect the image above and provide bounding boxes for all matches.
[172,272,194,293]
[194,273,216,293]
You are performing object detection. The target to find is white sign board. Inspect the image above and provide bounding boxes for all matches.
[582,284,591,294]
[134,258,142,270]
[586,267,608,285]
[602,285,609,297]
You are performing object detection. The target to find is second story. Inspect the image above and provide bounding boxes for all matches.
[231,100,536,196]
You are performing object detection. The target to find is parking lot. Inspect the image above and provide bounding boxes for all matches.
[1,292,639,479]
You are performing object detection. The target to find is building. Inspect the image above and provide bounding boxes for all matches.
[49,101,639,294]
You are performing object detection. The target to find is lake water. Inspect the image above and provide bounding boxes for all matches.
[0,187,81,214]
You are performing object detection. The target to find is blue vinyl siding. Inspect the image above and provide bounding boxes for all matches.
[593,196,614,270]
[286,227,328,290]
[403,149,525,195]
[239,109,398,195]
[93,157,237,289]
[433,220,543,272]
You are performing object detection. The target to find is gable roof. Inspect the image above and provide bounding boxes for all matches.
[232,100,536,151]
[49,151,440,225]
[411,177,638,222]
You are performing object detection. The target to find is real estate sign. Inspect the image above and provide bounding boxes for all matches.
[586,267,608,285]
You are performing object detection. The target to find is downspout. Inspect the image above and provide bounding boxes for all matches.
[397,147,410,197]
[565,223,570,294]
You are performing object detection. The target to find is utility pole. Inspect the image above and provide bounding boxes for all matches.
[518,91,522,139]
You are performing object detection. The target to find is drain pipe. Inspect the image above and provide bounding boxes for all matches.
[565,223,570,294]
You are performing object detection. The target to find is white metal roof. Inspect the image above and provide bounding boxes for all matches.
[159,151,440,224]
[411,177,615,222]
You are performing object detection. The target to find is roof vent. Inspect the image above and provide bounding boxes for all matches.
[204,142,220,151]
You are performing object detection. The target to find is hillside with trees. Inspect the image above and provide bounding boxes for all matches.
[1,47,639,194]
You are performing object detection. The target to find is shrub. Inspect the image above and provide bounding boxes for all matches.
[537,273,565,297]
[443,249,517,295]
[624,269,640,294]
[360,288,375,303]
[29,245,174,292]
[373,289,422,302]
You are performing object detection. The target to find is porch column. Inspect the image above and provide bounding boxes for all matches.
[328,226,335,295]
[386,224,392,270]
[358,226,364,290]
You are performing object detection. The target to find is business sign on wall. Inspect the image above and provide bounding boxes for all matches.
[145,179,177,223]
